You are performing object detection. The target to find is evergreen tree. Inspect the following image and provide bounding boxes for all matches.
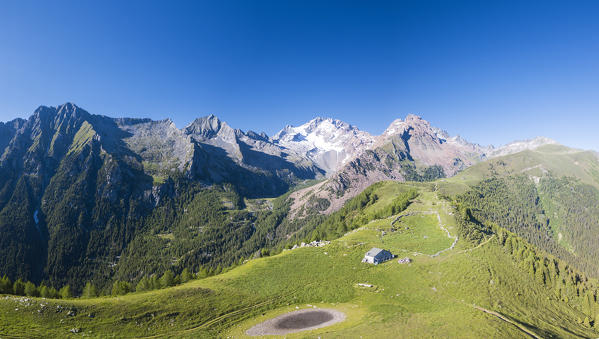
[24,281,39,297]
[39,285,51,298]
[197,267,208,279]
[336,223,347,235]
[149,275,160,290]
[160,270,175,288]
[59,285,71,299]
[310,230,319,242]
[136,276,151,292]
[48,287,59,299]
[13,279,25,296]
[0,275,12,294]
[111,281,131,296]
[180,268,192,283]
[82,282,97,298]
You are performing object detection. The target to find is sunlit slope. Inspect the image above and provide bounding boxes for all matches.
[439,144,599,196]
[436,144,599,278]
[0,182,595,338]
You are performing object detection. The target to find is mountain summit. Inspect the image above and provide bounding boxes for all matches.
[379,114,488,177]
[272,117,375,174]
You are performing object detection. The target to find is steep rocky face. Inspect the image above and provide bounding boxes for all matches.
[0,103,155,288]
[378,114,487,176]
[185,115,241,158]
[106,113,323,196]
[184,115,324,196]
[0,119,22,158]
[272,117,376,175]
[117,118,194,178]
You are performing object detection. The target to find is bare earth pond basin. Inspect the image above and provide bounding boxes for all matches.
[246,308,346,336]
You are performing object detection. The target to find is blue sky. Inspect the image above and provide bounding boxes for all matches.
[1,0,598,150]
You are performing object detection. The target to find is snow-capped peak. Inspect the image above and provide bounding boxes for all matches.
[273,117,375,175]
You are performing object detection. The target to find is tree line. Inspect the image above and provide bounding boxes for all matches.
[0,267,217,299]
[0,275,72,298]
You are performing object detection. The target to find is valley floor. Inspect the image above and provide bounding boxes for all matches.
[0,183,595,338]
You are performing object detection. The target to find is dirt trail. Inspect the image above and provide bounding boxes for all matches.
[391,209,458,258]
[459,235,496,254]
[431,212,458,257]
[473,305,542,339]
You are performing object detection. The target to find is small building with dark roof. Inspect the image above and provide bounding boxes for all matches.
[362,247,394,265]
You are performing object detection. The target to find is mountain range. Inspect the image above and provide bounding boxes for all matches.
[4,103,599,337]
[0,103,561,291]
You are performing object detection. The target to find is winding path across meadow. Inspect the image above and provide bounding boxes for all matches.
[391,209,458,258]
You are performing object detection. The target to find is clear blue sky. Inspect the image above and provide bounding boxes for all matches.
[1,0,598,150]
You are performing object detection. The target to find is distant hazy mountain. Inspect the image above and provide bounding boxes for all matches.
[486,136,558,158]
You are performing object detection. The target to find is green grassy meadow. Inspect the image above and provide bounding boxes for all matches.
[0,181,596,338]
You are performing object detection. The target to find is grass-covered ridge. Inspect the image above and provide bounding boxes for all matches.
[67,121,96,155]
[439,145,599,195]
[1,181,597,338]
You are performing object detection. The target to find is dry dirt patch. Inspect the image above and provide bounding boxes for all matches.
[246,308,346,336]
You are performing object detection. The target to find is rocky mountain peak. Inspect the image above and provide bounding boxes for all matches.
[56,102,80,114]
[383,115,457,146]
[305,117,352,132]
[184,114,235,140]
[383,113,438,135]
[31,105,56,123]
[405,113,425,122]
[56,102,90,123]
[30,103,89,129]
[272,117,375,175]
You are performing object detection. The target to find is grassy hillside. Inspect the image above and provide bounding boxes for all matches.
[434,146,599,278]
[438,145,599,196]
[1,182,596,338]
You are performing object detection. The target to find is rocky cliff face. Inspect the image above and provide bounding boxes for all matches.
[185,115,323,189]
[377,114,488,176]
[116,118,195,188]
